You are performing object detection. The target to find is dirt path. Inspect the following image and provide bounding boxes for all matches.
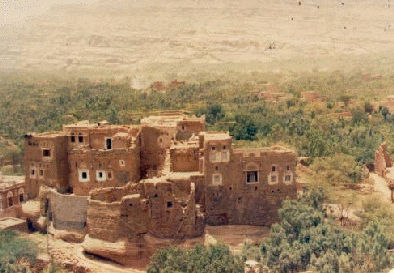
[370,173,392,203]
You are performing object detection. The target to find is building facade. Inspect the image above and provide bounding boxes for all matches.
[24,114,297,264]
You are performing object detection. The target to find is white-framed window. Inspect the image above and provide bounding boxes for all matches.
[96,170,106,182]
[284,173,293,184]
[78,169,90,182]
[221,150,229,162]
[212,173,222,186]
[246,171,259,183]
[119,160,125,167]
[268,174,278,184]
[105,138,112,150]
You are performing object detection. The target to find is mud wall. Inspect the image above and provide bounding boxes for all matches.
[49,191,88,231]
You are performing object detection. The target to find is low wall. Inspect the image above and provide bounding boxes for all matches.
[49,191,88,231]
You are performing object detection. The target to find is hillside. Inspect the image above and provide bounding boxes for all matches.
[1,0,394,78]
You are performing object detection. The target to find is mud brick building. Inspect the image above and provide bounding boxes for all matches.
[24,114,297,264]
[0,176,25,218]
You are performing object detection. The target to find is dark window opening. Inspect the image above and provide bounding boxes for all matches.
[71,135,75,143]
[246,171,258,183]
[211,146,216,151]
[8,197,13,207]
[98,172,103,178]
[82,172,87,179]
[39,170,44,176]
[229,187,232,191]
[78,135,83,143]
[153,193,158,198]
[129,203,133,207]
[106,138,112,150]
[255,186,258,191]
[272,166,276,172]
[167,201,173,208]
[215,166,219,171]
[223,145,227,150]
[43,149,51,157]
[181,125,185,131]
[31,169,35,175]
[107,171,112,179]
[19,194,24,202]
[286,165,290,171]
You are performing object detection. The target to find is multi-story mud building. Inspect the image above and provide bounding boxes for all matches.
[24,114,297,264]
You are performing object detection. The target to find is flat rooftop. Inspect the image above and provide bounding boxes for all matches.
[141,115,202,127]
[0,175,24,191]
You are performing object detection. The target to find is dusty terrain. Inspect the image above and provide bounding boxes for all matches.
[1,0,394,79]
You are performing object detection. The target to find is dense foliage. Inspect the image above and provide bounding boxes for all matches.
[0,72,392,174]
[0,230,38,273]
[147,244,244,273]
[260,188,393,273]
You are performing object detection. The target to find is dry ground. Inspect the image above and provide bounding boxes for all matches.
[1,0,394,79]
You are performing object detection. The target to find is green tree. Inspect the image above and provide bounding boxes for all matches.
[147,244,243,273]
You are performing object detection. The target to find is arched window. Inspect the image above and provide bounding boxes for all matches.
[18,188,25,203]
[7,191,13,207]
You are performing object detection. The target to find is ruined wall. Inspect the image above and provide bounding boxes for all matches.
[142,179,204,238]
[176,118,205,140]
[170,144,199,172]
[87,200,125,242]
[375,142,392,177]
[140,126,171,178]
[49,191,88,231]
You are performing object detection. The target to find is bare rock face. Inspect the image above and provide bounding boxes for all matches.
[374,142,392,177]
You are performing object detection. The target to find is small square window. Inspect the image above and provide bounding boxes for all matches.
[78,170,90,182]
[39,170,44,176]
[43,149,51,157]
[167,201,173,208]
[119,160,125,167]
[96,170,106,181]
[211,146,216,151]
[286,165,290,171]
[212,173,222,186]
[272,166,276,172]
